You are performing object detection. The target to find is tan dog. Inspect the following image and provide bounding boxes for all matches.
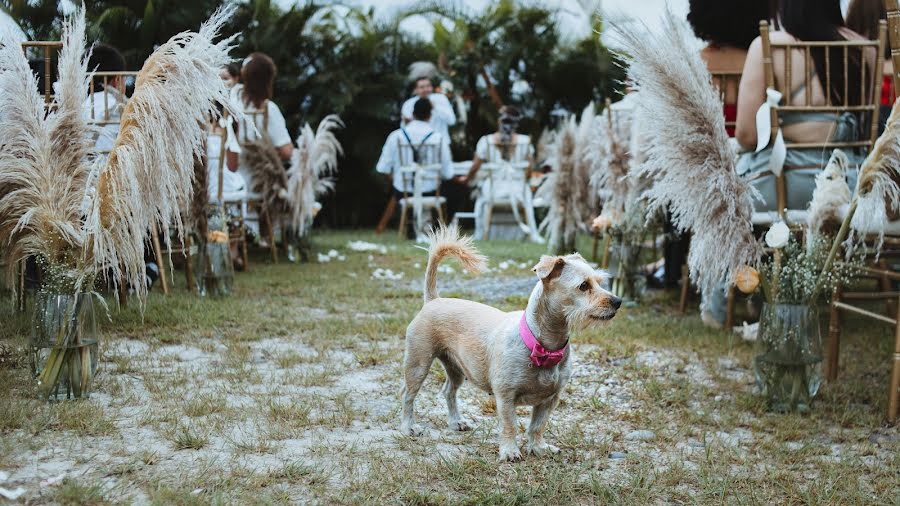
[400,226,621,461]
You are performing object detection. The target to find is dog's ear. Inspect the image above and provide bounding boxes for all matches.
[533,256,565,281]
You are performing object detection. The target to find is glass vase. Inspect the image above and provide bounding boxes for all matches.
[610,242,645,302]
[753,303,823,413]
[195,205,234,297]
[30,292,99,401]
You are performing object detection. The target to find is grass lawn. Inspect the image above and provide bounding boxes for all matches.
[1,230,898,504]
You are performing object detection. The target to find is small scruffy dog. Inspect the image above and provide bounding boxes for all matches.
[400,226,621,461]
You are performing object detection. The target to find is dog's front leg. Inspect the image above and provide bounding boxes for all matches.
[495,394,522,462]
[525,395,561,457]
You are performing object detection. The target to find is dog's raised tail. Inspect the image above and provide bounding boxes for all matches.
[423,224,487,304]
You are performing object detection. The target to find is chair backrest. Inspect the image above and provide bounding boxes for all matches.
[760,20,886,152]
[396,139,442,197]
[236,109,269,146]
[710,70,742,135]
[84,71,138,125]
[21,41,62,108]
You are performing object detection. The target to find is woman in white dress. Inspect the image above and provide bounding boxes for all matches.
[224,53,293,239]
[461,106,540,241]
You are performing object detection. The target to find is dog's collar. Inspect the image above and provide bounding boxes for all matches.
[519,312,567,368]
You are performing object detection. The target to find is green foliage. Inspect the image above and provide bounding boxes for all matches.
[7,0,622,227]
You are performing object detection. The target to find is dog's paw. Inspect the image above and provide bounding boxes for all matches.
[525,442,560,457]
[498,444,523,462]
[400,423,425,437]
[448,419,472,432]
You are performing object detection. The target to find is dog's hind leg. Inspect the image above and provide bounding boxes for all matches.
[438,355,471,432]
[525,394,561,457]
[400,346,433,436]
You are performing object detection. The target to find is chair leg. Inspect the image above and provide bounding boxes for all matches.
[261,206,277,264]
[15,260,26,313]
[678,263,690,314]
[724,285,736,330]
[398,204,407,239]
[879,259,896,318]
[151,226,169,295]
[887,292,900,423]
[825,287,843,381]
[483,204,493,241]
[376,196,397,235]
[238,211,250,272]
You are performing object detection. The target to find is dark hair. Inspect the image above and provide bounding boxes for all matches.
[687,0,771,49]
[780,0,864,106]
[846,0,889,57]
[241,52,276,109]
[412,98,432,121]
[224,62,241,80]
[414,76,432,87]
[87,43,125,91]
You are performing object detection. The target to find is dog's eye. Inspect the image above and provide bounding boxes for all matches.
[579,281,591,292]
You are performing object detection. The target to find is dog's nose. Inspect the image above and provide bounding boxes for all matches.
[610,296,622,309]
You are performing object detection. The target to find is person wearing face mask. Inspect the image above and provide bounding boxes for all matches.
[219,62,241,89]
[459,106,541,241]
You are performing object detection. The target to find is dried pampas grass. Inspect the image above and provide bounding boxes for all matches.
[807,150,851,239]
[1,6,239,303]
[83,5,239,302]
[850,98,900,242]
[613,10,761,297]
[245,138,290,217]
[286,115,343,237]
[589,101,632,215]
[540,117,580,254]
[0,10,93,289]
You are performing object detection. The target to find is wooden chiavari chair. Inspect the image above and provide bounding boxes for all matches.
[395,140,446,239]
[825,2,900,423]
[718,21,887,330]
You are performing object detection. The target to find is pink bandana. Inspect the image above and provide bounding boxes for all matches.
[519,312,567,368]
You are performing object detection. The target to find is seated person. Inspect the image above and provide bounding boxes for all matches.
[688,0,771,137]
[81,44,159,290]
[735,0,873,215]
[376,98,453,238]
[460,106,540,241]
[702,0,873,328]
[462,106,532,185]
[82,43,127,154]
[225,53,293,240]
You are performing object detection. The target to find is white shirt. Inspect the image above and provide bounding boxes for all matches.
[82,88,125,154]
[401,93,456,145]
[376,120,452,194]
[229,85,292,147]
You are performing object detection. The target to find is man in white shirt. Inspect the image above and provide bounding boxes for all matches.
[400,77,456,146]
[377,99,453,238]
[81,43,127,155]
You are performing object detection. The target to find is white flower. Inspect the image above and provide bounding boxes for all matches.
[328,249,339,258]
[765,221,790,248]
